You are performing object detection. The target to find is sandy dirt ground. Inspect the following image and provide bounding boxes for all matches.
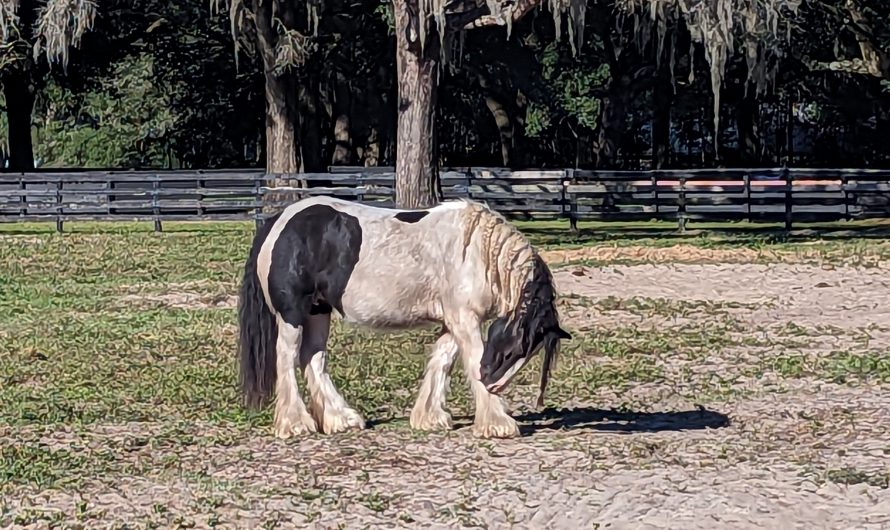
[4,251,890,529]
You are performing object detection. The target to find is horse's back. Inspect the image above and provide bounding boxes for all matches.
[259,195,472,328]
[335,200,470,327]
[290,195,471,218]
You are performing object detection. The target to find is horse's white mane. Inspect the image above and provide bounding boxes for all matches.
[456,199,539,316]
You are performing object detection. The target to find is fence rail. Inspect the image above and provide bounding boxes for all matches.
[2,167,889,232]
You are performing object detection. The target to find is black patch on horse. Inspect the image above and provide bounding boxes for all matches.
[267,205,363,327]
[480,255,571,398]
[394,210,429,223]
[309,301,334,315]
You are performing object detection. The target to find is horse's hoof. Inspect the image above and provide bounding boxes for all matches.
[322,408,366,434]
[409,407,453,431]
[472,417,520,439]
[274,414,318,439]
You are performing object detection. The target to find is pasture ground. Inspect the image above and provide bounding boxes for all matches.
[1,219,889,529]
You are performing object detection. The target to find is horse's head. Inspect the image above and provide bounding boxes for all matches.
[480,255,571,402]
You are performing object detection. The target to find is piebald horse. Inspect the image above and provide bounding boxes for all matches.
[238,196,571,439]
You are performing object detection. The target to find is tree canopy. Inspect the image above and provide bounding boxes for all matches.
[2,0,888,171]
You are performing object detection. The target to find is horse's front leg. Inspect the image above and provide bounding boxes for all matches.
[410,329,459,431]
[299,313,366,434]
[449,312,520,439]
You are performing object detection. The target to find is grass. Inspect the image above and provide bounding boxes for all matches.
[4,216,890,254]
[824,467,890,489]
[1,219,889,526]
[1,222,886,426]
[769,350,890,384]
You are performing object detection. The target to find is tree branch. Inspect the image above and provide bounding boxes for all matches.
[445,4,489,31]
[805,57,887,78]
[815,0,890,79]
[252,0,277,73]
[454,0,540,30]
[843,0,890,79]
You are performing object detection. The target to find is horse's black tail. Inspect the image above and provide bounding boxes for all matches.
[238,213,282,410]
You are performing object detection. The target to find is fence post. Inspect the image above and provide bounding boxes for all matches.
[652,170,659,215]
[198,177,205,219]
[842,173,850,221]
[744,171,751,223]
[18,176,25,220]
[561,169,572,231]
[569,169,579,232]
[465,168,473,201]
[152,177,162,232]
[357,171,366,204]
[56,180,64,233]
[254,177,263,230]
[784,166,792,232]
[677,173,687,233]
[106,178,114,218]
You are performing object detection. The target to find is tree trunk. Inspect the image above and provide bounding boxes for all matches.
[298,77,324,172]
[593,79,629,169]
[254,0,300,211]
[484,95,513,167]
[361,127,381,166]
[3,72,36,171]
[331,79,355,166]
[393,0,441,209]
[381,65,398,166]
[652,67,673,169]
[331,114,354,166]
[264,75,299,175]
[735,86,761,165]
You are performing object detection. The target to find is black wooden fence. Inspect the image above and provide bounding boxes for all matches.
[1,167,889,232]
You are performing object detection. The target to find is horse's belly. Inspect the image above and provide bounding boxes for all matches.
[339,279,439,328]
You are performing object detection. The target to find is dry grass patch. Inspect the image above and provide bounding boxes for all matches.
[540,242,890,267]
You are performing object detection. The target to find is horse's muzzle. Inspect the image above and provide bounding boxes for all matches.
[485,380,506,394]
[479,364,502,393]
[480,355,530,395]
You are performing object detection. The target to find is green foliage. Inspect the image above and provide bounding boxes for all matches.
[144,0,263,168]
[552,61,608,131]
[16,0,262,169]
[374,0,395,34]
[524,101,552,138]
[519,40,609,140]
[33,55,178,167]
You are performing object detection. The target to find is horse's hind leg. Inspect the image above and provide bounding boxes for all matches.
[273,318,318,439]
[449,312,519,439]
[410,329,459,431]
[300,313,366,434]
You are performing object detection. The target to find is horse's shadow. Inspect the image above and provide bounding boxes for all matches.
[514,405,730,436]
[372,405,731,436]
